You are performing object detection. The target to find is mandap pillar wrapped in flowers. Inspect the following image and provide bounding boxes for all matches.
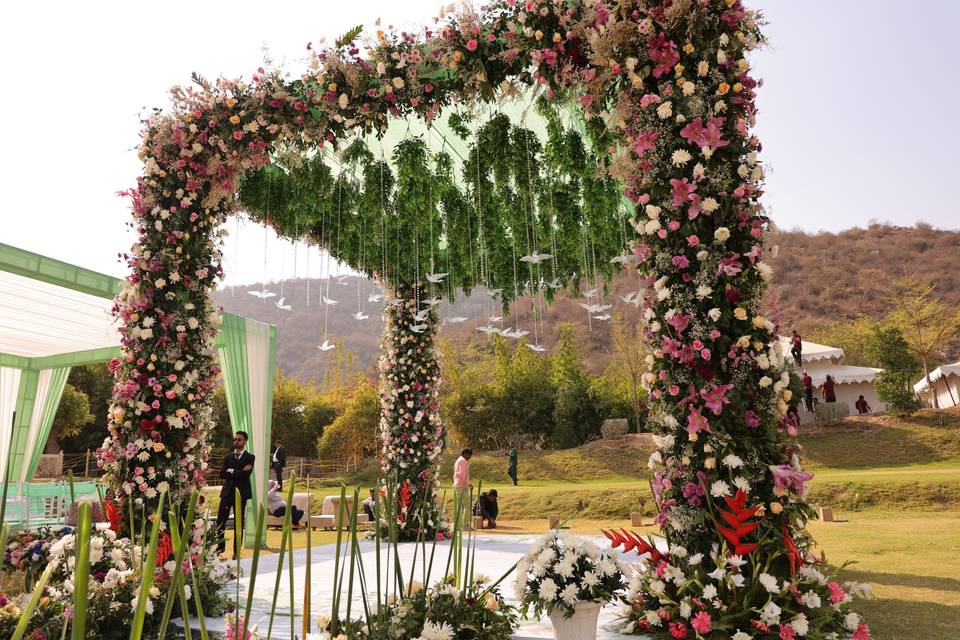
[377,282,445,537]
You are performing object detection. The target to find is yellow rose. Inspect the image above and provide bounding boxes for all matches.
[718,82,730,95]
[782,389,793,402]
[535,30,543,40]
[153,442,165,452]
[704,457,716,470]
[327,82,337,92]
[484,592,499,611]
[733,82,743,93]
[770,502,784,514]
[683,43,695,54]
[553,33,562,43]
[674,63,684,76]
[229,115,241,125]
[737,336,751,348]
[752,315,766,329]
[734,307,748,321]
[753,341,764,352]
[225,97,238,108]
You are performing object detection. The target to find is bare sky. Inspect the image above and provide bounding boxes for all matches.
[2,1,956,285]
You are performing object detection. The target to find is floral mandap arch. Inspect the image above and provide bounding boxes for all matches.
[98,1,869,636]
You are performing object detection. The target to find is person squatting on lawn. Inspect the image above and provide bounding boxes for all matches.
[267,479,304,528]
[473,489,499,529]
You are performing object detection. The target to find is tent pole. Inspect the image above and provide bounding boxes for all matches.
[0,411,16,527]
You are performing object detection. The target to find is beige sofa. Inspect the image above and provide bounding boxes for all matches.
[266,492,312,529]
[309,494,370,531]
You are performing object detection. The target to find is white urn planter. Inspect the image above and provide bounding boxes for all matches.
[548,600,603,640]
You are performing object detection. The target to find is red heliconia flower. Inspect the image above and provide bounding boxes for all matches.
[716,490,760,556]
[782,523,806,576]
[156,531,174,568]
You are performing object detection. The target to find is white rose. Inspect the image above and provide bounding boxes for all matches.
[759,376,773,387]
[697,61,709,77]
[708,308,721,322]
[714,227,730,242]
[682,80,696,96]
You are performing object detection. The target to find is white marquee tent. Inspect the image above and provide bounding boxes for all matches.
[913,361,960,408]
[0,242,276,545]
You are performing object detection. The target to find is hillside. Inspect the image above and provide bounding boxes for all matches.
[213,223,960,381]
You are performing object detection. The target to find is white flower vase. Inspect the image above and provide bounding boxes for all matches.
[548,601,603,640]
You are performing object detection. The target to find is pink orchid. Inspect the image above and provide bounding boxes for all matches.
[670,178,697,207]
[703,116,729,150]
[717,256,743,277]
[667,313,691,334]
[700,383,733,415]
[770,464,814,495]
[687,406,711,436]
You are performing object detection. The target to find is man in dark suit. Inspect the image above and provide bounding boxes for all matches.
[216,431,255,557]
[271,439,286,490]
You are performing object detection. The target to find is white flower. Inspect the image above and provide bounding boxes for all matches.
[760,601,782,626]
[759,376,773,388]
[646,204,662,219]
[696,284,713,299]
[791,613,810,636]
[538,578,558,601]
[733,476,751,493]
[702,584,717,600]
[756,262,773,281]
[648,579,666,595]
[759,572,779,593]
[560,583,579,606]
[679,600,692,618]
[708,308,721,322]
[723,454,743,469]
[732,632,751,640]
[844,612,861,631]
[598,558,618,577]
[682,80,696,96]
[648,451,663,469]
[702,197,719,213]
[688,553,703,565]
[710,480,731,497]
[707,567,725,581]
[757,354,770,369]
[419,620,454,640]
[657,101,673,119]
[714,227,730,242]
[581,571,600,589]
[645,610,663,627]
[730,573,746,587]
[800,590,822,609]
[671,149,692,166]
[187,317,200,330]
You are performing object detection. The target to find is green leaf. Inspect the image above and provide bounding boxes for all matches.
[336,25,364,49]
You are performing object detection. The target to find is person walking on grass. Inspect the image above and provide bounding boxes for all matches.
[271,438,286,490]
[823,374,837,403]
[216,431,255,557]
[507,447,519,486]
[855,395,871,414]
[453,448,473,529]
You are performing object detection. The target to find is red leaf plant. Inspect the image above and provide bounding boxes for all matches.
[602,528,664,563]
[715,489,760,556]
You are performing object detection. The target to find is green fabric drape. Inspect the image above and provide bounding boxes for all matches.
[25,367,70,482]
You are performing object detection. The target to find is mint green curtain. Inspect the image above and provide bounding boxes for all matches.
[24,367,70,483]
[217,315,276,547]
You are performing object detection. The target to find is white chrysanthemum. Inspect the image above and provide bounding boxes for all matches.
[732,632,751,640]
[733,476,751,493]
[560,583,579,606]
[723,454,743,468]
[702,584,718,600]
[844,612,861,631]
[710,480,731,497]
[671,149,693,166]
[800,590,822,609]
[696,284,713,299]
[682,80,696,96]
[759,572,779,593]
[714,227,730,242]
[645,610,663,627]
[419,620,454,640]
[657,101,673,119]
[648,579,666,595]
[679,599,692,618]
[539,577,559,601]
[697,61,709,76]
[702,197,719,213]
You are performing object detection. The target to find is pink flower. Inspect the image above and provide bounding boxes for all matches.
[779,624,796,640]
[687,406,711,436]
[466,39,478,51]
[680,118,708,148]
[700,383,733,415]
[717,256,743,277]
[745,410,761,428]
[640,93,661,108]
[770,464,814,495]
[852,623,871,640]
[703,116,730,150]
[827,581,847,604]
[670,178,697,206]
[691,611,712,634]
[672,255,690,269]
[668,621,688,639]
[667,313,691,334]
[634,131,660,156]
[687,235,700,246]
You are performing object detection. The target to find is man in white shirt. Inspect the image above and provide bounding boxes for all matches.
[271,439,286,490]
[453,448,473,530]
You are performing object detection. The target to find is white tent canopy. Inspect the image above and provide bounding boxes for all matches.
[0,242,276,545]
[778,337,844,363]
[914,361,960,393]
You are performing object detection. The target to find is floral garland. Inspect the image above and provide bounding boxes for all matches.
[377,282,446,537]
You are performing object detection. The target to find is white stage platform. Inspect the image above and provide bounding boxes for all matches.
[179,534,640,639]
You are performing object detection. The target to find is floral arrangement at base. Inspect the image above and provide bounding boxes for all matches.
[613,508,872,639]
[513,530,627,620]
[2,526,74,592]
[1,522,236,640]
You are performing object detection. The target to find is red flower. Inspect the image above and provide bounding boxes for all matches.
[852,623,871,640]
[668,621,688,639]
[782,523,806,576]
[156,531,173,568]
[105,500,124,533]
[716,490,760,556]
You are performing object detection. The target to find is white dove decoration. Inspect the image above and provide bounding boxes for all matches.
[620,291,639,304]
[488,315,503,322]
[351,311,369,320]
[317,340,336,351]
[274,297,292,311]
[423,297,442,307]
[447,316,469,323]
[547,279,562,289]
[504,328,530,339]
[519,252,553,264]
[476,325,499,334]
[579,303,603,314]
[388,298,404,306]
[526,343,547,352]
[322,296,339,305]
[412,310,431,322]
[410,324,428,333]
[593,314,612,321]
[335,277,349,286]
[610,253,632,265]
[248,289,276,299]
[368,293,384,303]
[583,287,600,298]
[426,272,448,283]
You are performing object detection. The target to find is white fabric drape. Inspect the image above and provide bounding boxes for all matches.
[0,366,22,483]
[244,318,272,540]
